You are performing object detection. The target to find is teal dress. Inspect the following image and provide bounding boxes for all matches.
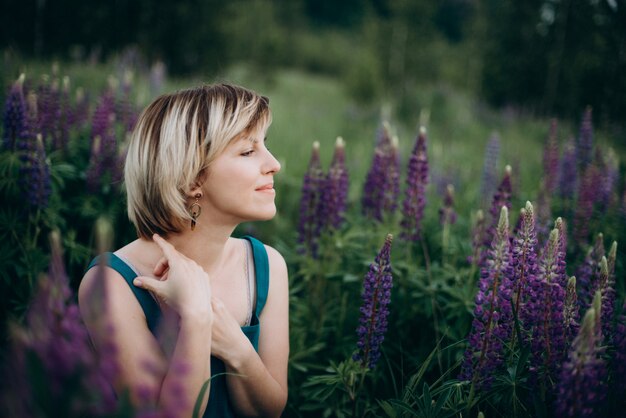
[86,236,269,417]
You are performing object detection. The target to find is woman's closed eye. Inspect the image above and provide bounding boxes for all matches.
[241,149,254,157]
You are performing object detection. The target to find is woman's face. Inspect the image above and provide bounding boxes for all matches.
[201,125,281,225]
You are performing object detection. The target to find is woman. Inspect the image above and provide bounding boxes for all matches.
[79,84,289,417]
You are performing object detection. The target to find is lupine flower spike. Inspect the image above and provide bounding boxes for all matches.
[511,202,538,340]
[297,141,324,257]
[558,138,578,201]
[322,136,349,230]
[21,134,52,210]
[543,119,560,194]
[362,123,400,221]
[577,106,594,172]
[482,165,513,264]
[555,306,607,418]
[439,184,457,226]
[525,228,568,387]
[612,301,626,396]
[594,257,615,343]
[354,234,394,369]
[576,233,605,310]
[2,74,28,151]
[460,206,514,389]
[469,209,485,266]
[563,276,580,346]
[479,133,500,208]
[401,126,429,240]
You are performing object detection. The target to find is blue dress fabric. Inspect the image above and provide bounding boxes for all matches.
[86,236,269,417]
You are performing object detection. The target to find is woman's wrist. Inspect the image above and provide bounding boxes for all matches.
[180,308,213,328]
[223,337,255,371]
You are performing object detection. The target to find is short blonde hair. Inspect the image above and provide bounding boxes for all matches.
[124,83,271,239]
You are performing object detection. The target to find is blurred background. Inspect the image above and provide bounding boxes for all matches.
[2,0,625,130]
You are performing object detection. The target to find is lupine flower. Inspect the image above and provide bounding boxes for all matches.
[149,60,167,97]
[593,257,615,343]
[117,70,139,133]
[2,74,28,150]
[558,138,578,201]
[479,133,500,208]
[577,106,594,172]
[595,148,619,212]
[401,127,429,240]
[460,206,514,389]
[535,186,552,245]
[525,228,568,387]
[543,119,560,193]
[36,76,60,146]
[511,202,539,338]
[362,123,400,221]
[20,134,52,210]
[297,141,324,257]
[469,209,485,266]
[612,301,626,396]
[439,184,457,225]
[555,217,568,255]
[573,165,599,244]
[555,306,607,418]
[3,231,117,416]
[86,90,120,192]
[563,276,580,346]
[576,233,605,310]
[321,137,349,230]
[354,234,394,369]
[71,87,90,129]
[482,165,513,262]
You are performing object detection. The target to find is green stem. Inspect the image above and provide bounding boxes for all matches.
[420,236,442,373]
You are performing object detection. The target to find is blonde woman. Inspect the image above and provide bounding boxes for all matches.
[79,84,289,417]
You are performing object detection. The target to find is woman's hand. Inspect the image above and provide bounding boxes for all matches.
[133,234,213,321]
[209,297,250,362]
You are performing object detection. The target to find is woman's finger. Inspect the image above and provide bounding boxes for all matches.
[133,275,166,295]
[153,256,169,276]
[152,233,177,259]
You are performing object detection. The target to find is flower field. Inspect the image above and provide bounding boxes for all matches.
[0,57,624,417]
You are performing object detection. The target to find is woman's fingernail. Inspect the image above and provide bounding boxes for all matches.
[133,278,142,287]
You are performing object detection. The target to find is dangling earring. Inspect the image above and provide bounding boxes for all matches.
[189,193,202,231]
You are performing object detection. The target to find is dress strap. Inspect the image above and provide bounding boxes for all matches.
[241,236,269,317]
[86,252,161,333]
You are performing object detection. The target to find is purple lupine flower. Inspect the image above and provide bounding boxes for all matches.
[354,234,394,369]
[297,141,324,257]
[535,187,552,245]
[573,165,599,245]
[20,134,52,210]
[3,74,28,150]
[512,202,539,339]
[555,307,607,418]
[525,228,568,387]
[400,126,429,240]
[577,106,594,172]
[612,301,626,396]
[555,217,568,256]
[460,206,514,389]
[479,133,500,208]
[321,137,349,230]
[483,165,513,262]
[36,76,60,147]
[558,138,578,201]
[86,90,119,192]
[71,87,90,129]
[362,123,400,221]
[439,184,457,225]
[563,276,580,346]
[469,209,485,266]
[576,233,605,310]
[594,257,615,343]
[53,76,72,152]
[594,148,620,213]
[117,70,139,133]
[4,231,118,416]
[543,119,560,193]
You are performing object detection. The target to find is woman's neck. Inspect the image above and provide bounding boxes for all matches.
[165,221,236,277]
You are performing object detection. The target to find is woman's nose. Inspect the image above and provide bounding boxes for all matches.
[264,149,281,174]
